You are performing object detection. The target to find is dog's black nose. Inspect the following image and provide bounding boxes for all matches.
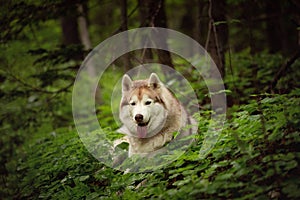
[135,114,143,123]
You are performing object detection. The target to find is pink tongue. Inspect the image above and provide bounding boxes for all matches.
[137,126,147,138]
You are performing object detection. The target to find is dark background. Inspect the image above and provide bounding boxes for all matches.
[1,0,300,199]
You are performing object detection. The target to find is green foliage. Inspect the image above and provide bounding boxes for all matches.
[0,0,84,42]
[6,128,108,199]
[1,42,300,198]
[1,1,300,199]
[225,50,300,104]
[0,4,81,198]
[2,90,299,199]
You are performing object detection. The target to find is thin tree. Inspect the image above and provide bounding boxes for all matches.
[205,0,228,78]
[138,0,174,68]
[120,0,132,71]
[77,2,102,103]
[61,7,82,61]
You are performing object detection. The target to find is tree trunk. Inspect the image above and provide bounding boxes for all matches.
[180,0,197,56]
[196,0,209,45]
[120,0,132,71]
[77,3,92,51]
[265,0,298,55]
[204,0,228,113]
[77,2,101,104]
[61,17,81,46]
[205,0,228,78]
[61,13,82,61]
[77,3,95,77]
[265,0,283,54]
[138,0,174,68]
[138,0,153,62]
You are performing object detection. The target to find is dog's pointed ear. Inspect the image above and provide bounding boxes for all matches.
[122,74,132,93]
[148,73,161,89]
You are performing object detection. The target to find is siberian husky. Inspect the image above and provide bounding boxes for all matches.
[116,73,195,157]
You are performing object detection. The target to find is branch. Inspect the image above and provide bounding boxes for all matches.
[113,3,139,34]
[205,0,223,67]
[149,0,162,27]
[268,48,300,93]
[6,71,73,94]
[205,0,212,50]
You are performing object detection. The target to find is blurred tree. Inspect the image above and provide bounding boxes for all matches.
[205,0,228,78]
[61,11,81,48]
[180,0,198,56]
[77,2,92,51]
[119,0,132,71]
[290,0,300,46]
[180,1,195,38]
[265,0,285,54]
[265,0,298,55]
[138,0,174,68]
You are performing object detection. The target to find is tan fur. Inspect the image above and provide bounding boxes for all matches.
[117,73,191,157]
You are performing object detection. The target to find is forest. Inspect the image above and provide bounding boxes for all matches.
[1,0,300,199]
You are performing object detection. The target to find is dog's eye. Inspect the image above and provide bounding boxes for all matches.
[145,101,152,105]
[130,102,136,106]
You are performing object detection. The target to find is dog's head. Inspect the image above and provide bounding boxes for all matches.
[119,73,167,138]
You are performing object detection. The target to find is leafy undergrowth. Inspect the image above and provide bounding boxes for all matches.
[3,91,300,199]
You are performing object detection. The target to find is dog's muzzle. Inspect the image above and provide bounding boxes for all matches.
[135,114,149,138]
[135,114,149,126]
[135,114,144,123]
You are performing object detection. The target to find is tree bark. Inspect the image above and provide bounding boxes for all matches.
[265,0,283,54]
[61,17,81,46]
[120,0,132,71]
[204,0,228,113]
[138,0,153,62]
[77,2,102,103]
[138,0,174,68]
[77,3,92,51]
[205,0,228,78]
[61,13,82,61]
[196,0,209,45]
